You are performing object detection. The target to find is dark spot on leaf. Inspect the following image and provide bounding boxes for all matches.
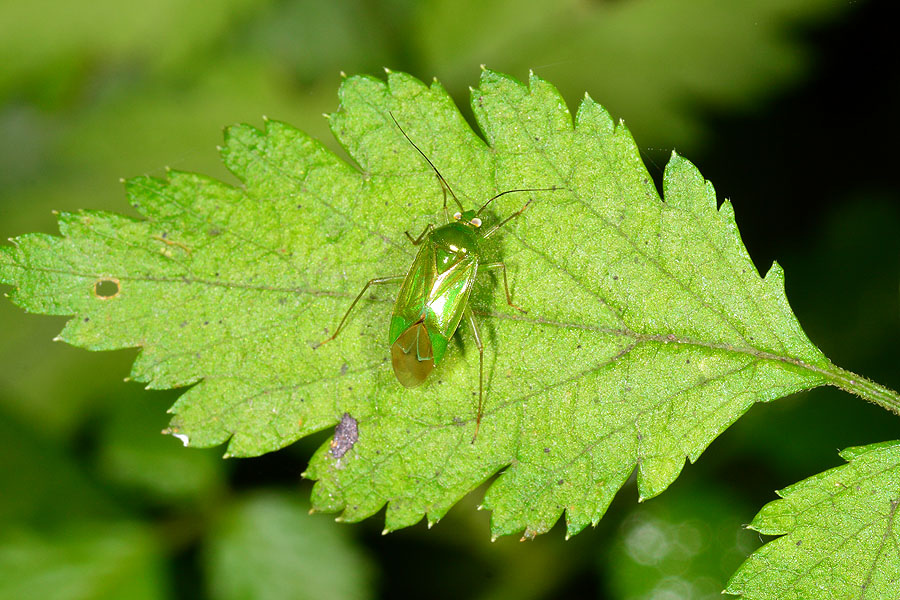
[203,321,209,326]
[83,317,90,322]
[340,363,349,376]
[796,540,802,546]
[557,479,564,485]
[296,204,302,209]
[576,344,582,349]
[161,231,168,239]
[330,413,358,459]
[180,321,188,328]
[685,359,691,364]
[453,417,463,426]
[612,275,618,280]
[208,228,221,236]
[93,278,120,299]
[544,448,550,454]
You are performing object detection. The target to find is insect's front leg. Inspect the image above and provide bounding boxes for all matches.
[317,275,404,347]
[481,262,527,313]
[404,223,434,246]
[465,308,484,444]
[481,199,533,239]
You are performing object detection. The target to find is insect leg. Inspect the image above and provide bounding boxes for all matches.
[404,223,434,245]
[317,275,404,346]
[480,262,526,313]
[465,308,485,444]
[481,199,533,239]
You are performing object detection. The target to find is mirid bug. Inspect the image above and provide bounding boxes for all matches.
[321,113,557,441]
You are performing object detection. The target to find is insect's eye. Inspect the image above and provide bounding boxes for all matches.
[453,212,462,220]
[471,217,482,227]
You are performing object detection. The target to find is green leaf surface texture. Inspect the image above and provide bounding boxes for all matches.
[0,70,832,538]
[726,441,900,599]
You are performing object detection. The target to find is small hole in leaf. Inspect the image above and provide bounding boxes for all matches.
[94,278,120,299]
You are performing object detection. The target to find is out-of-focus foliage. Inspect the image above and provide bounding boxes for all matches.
[204,493,375,600]
[1,0,896,598]
[605,488,758,599]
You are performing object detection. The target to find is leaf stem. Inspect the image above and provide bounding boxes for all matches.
[820,362,900,416]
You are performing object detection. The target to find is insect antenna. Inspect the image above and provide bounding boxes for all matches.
[389,112,465,212]
[475,186,562,217]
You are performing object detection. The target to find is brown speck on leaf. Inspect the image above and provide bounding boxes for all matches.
[330,413,359,459]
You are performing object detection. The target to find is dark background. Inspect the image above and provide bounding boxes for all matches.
[1,1,897,598]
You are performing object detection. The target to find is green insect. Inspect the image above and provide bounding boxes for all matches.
[322,113,556,441]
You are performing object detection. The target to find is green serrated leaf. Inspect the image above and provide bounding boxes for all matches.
[726,441,900,599]
[1,69,896,539]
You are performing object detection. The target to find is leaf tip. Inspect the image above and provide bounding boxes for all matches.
[166,430,190,447]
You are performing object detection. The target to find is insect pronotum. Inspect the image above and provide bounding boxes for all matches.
[321,112,558,442]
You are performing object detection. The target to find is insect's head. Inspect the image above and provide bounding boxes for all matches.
[453,209,482,228]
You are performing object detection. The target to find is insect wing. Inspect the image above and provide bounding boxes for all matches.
[391,321,435,387]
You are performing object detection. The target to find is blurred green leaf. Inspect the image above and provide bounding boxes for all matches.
[97,393,224,502]
[0,522,166,600]
[204,492,374,600]
[0,406,119,525]
[411,0,847,145]
[606,488,758,599]
[726,441,900,599]
[0,0,273,105]
[1,70,894,542]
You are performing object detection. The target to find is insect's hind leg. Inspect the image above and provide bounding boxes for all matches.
[317,275,404,347]
[465,308,485,444]
[480,262,527,313]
